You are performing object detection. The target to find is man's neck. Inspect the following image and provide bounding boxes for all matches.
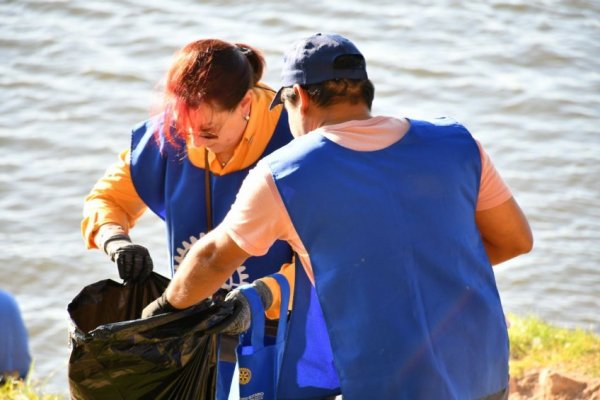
[314,102,372,129]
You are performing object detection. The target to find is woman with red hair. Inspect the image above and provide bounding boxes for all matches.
[81,38,294,398]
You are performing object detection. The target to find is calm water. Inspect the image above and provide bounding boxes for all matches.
[1,0,599,395]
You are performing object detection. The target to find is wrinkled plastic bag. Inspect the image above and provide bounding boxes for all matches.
[67,272,235,400]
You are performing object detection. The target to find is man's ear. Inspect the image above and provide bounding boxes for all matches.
[293,84,310,115]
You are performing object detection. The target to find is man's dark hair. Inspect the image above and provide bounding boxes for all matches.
[281,55,375,110]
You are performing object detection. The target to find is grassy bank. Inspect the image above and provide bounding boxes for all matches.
[508,313,600,378]
[0,377,63,400]
[2,314,598,399]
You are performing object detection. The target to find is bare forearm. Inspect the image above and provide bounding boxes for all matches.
[476,197,533,266]
[165,227,250,309]
[166,245,230,308]
[481,238,530,266]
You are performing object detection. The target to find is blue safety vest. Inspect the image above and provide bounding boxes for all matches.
[0,290,31,379]
[130,111,294,286]
[269,118,509,399]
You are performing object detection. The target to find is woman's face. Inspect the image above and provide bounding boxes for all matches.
[187,92,252,156]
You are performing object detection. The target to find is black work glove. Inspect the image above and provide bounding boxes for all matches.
[221,280,273,335]
[141,291,180,319]
[104,234,153,283]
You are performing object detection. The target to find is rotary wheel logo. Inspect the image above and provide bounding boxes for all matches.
[173,233,250,288]
[221,265,250,290]
[173,233,205,271]
[239,367,252,385]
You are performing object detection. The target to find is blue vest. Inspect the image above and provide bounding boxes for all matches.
[0,290,31,379]
[268,118,509,399]
[130,111,294,287]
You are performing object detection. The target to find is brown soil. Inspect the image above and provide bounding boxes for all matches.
[510,369,600,399]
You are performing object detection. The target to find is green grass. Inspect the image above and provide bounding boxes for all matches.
[0,374,64,400]
[508,313,600,378]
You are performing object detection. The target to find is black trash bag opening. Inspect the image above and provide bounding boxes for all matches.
[67,272,236,400]
[67,272,170,333]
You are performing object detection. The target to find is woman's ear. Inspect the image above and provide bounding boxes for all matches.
[240,90,253,116]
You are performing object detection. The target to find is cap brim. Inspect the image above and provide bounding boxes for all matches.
[269,87,285,110]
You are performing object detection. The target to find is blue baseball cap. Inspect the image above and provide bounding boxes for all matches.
[270,33,368,109]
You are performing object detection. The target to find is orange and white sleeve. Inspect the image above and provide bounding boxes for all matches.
[222,161,301,319]
[476,141,513,211]
[81,149,148,249]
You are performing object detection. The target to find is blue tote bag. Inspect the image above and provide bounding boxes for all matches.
[237,274,290,399]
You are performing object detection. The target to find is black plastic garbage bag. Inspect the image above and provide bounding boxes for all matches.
[67,272,235,400]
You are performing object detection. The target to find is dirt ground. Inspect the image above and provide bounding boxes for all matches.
[509,369,600,399]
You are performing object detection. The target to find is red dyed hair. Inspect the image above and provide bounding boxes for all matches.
[157,39,265,146]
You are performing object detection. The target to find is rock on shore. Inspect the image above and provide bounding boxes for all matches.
[510,369,600,399]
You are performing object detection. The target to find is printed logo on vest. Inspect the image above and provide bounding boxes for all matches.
[173,234,204,267]
[173,233,251,290]
[221,265,250,290]
[240,393,264,400]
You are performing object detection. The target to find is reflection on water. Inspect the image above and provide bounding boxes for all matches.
[1,0,598,395]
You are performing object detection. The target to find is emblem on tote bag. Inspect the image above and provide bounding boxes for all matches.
[237,274,290,400]
[239,367,252,385]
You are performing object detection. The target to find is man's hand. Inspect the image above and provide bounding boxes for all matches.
[221,280,273,335]
[104,234,153,283]
[141,292,180,318]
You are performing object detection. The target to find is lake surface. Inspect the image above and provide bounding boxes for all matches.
[1,0,598,395]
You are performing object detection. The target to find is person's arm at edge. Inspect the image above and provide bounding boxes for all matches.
[474,141,533,265]
[476,197,533,265]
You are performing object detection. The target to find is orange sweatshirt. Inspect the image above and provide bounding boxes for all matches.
[81,84,293,317]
